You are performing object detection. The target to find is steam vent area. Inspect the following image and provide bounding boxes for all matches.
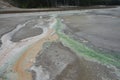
[0,6,120,80]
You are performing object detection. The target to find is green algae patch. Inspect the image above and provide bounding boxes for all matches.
[53,18,120,68]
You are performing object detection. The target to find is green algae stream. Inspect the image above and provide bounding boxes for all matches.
[53,18,120,68]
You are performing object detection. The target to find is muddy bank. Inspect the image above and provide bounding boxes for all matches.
[33,42,119,80]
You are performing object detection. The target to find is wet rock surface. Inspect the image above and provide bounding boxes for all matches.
[11,20,43,42]
[0,16,36,40]
[11,16,51,42]
[33,42,119,80]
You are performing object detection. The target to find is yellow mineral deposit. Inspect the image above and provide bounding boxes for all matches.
[13,28,58,80]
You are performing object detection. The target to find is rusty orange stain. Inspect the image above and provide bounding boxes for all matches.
[13,28,58,80]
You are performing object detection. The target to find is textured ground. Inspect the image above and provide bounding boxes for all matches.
[34,42,118,80]
[61,8,120,53]
[0,7,120,80]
